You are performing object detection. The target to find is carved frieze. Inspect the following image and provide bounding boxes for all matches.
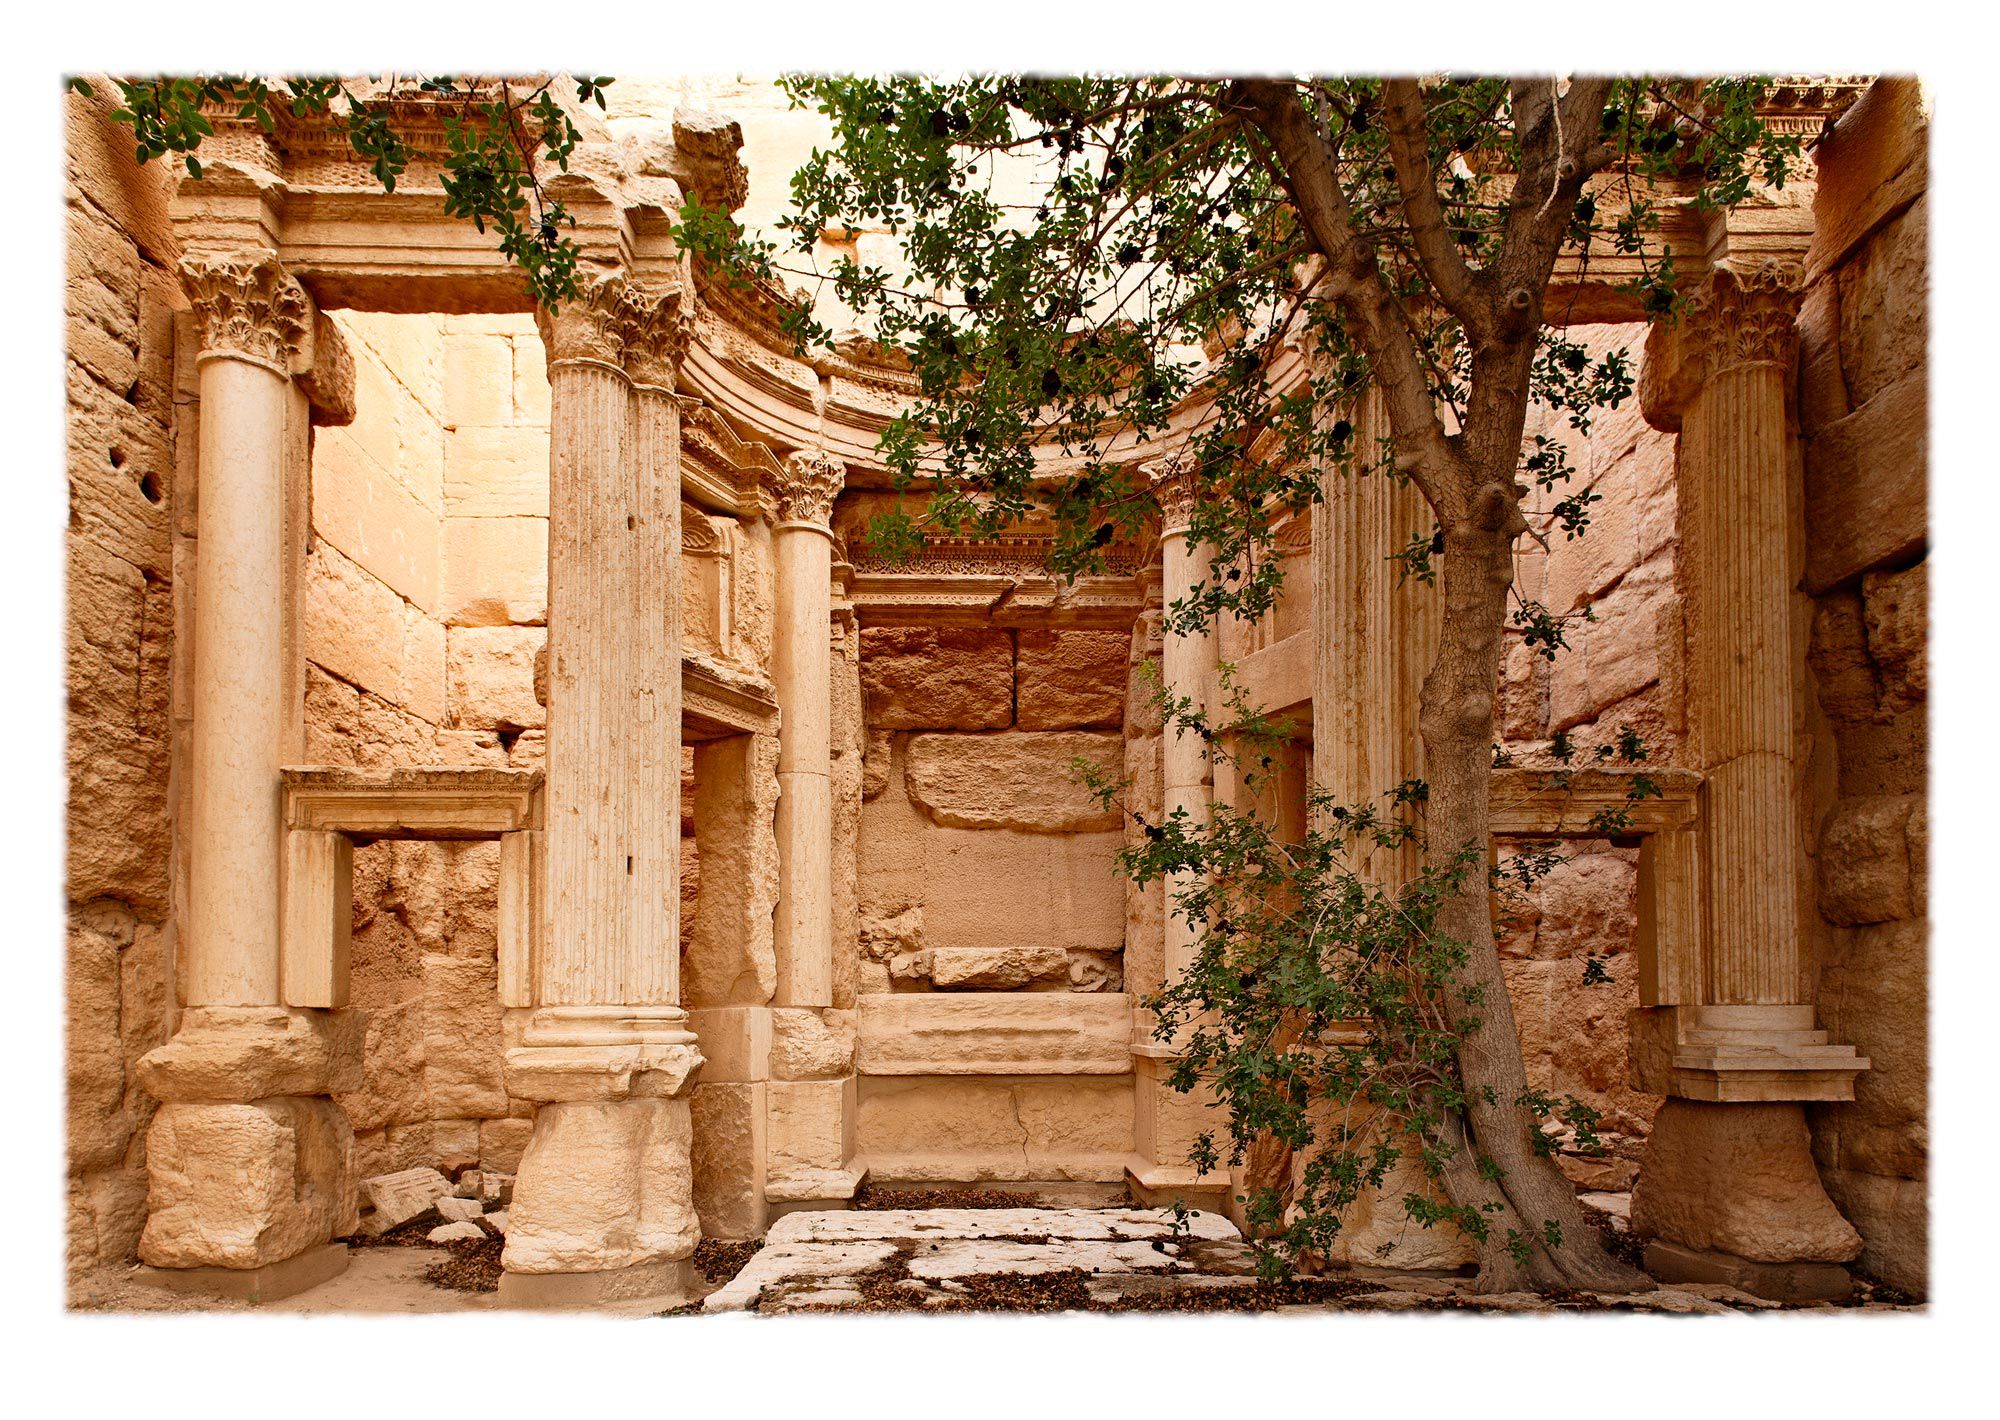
[774,449,846,527]
[180,250,311,372]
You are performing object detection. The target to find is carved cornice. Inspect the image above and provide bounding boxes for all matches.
[180,250,311,372]
[1640,260,1806,428]
[773,449,846,527]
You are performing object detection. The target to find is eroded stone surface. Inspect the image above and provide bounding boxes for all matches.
[904,732,1122,833]
[859,627,1013,730]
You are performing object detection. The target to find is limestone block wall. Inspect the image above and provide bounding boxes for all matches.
[63,86,184,1288]
[854,625,1132,995]
[1795,78,1929,1294]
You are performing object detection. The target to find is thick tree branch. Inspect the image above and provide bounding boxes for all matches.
[1231,79,1464,515]
[1380,78,1488,337]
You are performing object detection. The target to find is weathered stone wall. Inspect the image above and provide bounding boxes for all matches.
[855,624,1132,995]
[64,85,184,1287]
[1795,78,1929,1294]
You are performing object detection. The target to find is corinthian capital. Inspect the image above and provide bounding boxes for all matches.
[1641,260,1807,429]
[620,281,695,391]
[534,269,633,367]
[773,449,845,527]
[180,250,310,372]
[1145,450,1200,531]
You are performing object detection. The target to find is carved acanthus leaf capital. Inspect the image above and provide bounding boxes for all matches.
[534,269,632,367]
[1640,259,1807,428]
[1145,451,1200,531]
[1684,260,1807,372]
[620,282,695,390]
[180,250,310,372]
[773,449,846,526]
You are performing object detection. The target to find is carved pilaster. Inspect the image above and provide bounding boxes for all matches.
[180,250,310,374]
[774,448,846,528]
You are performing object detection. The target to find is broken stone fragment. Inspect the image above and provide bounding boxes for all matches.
[427,1221,487,1244]
[436,1195,484,1223]
[930,945,1068,990]
[360,1167,450,1234]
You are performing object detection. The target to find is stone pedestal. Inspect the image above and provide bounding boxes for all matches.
[502,273,703,1304]
[137,252,355,1287]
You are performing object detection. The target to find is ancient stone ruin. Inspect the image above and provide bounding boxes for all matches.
[62,75,1928,1311]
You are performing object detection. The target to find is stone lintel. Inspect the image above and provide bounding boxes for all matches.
[1628,1005,1870,1102]
[137,1242,350,1305]
[1229,631,1312,724]
[1487,767,1702,838]
[682,654,781,741]
[504,1042,704,1103]
[282,764,543,838]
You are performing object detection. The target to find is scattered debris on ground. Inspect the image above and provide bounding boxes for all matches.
[854,1186,1042,1210]
[421,1234,505,1293]
[694,1238,764,1283]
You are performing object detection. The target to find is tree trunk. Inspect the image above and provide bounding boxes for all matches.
[1418,494,1651,1294]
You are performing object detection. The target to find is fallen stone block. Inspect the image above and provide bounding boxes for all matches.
[360,1167,451,1234]
[436,1195,484,1223]
[427,1221,487,1244]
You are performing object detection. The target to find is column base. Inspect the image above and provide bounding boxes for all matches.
[139,1096,357,1270]
[1631,1099,1862,1267]
[1644,1240,1853,1303]
[497,1257,699,1310]
[502,1098,700,1278]
[1628,1006,1869,1101]
[136,1242,348,1304]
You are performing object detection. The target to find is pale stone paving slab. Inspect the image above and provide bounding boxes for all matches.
[706,1207,1245,1313]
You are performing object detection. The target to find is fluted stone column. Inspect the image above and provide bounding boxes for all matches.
[501,274,705,1306]
[771,450,846,1009]
[1126,456,1229,1210]
[1298,384,1465,1270]
[1632,261,1864,1300]
[135,250,360,1298]
[1153,459,1219,990]
[1310,385,1436,883]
